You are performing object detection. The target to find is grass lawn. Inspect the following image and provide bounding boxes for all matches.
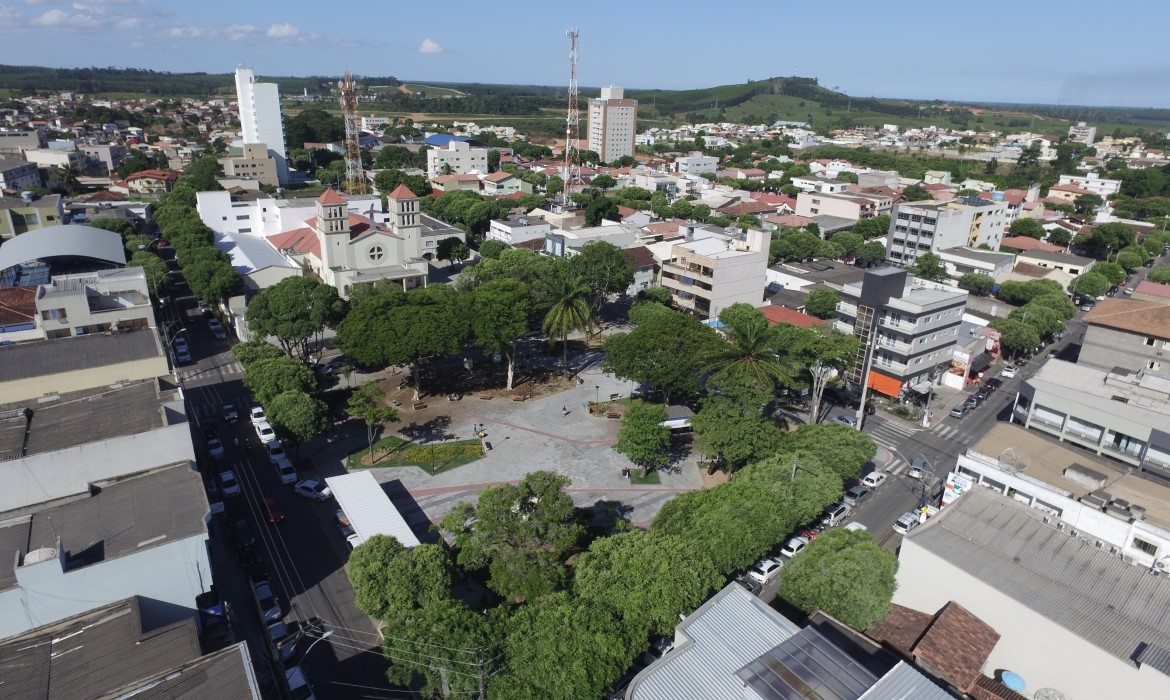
[627,470,661,485]
[347,435,484,475]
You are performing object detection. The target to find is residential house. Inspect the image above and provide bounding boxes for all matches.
[936,246,1015,278]
[1080,299,1170,373]
[487,213,551,245]
[659,228,768,319]
[426,139,488,178]
[622,245,657,294]
[1058,171,1120,197]
[795,191,879,222]
[544,224,639,259]
[674,151,717,175]
[0,160,42,192]
[124,169,179,196]
[1132,280,1170,305]
[760,304,824,328]
[0,193,63,239]
[999,235,1064,254]
[430,173,483,192]
[789,175,849,193]
[887,197,1011,267]
[835,268,968,398]
[1046,182,1095,203]
[1013,249,1094,277]
[482,170,520,196]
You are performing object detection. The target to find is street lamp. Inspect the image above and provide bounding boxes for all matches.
[303,629,334,657]
[595,385,600,404]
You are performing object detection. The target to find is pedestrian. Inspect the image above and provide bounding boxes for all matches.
[562,405,568,416]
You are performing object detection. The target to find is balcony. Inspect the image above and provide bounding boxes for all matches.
[878,317,917,334]
[837,301,858,317]
[663,261,714,281]
[878,337,914,354]
[874,358,908,374]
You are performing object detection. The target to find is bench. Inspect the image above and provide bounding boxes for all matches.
[607,412,621,419]
[412,402,427,410]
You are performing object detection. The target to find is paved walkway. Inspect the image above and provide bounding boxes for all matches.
[309,357,704,529]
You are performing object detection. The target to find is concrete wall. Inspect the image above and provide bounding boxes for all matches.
[0,532,210,639]
[1080,325,1168,373]
[894,538,1170,700]
[0,355,169,405]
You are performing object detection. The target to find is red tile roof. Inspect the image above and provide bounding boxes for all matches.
[267,226,320,258]
[1083,298,1170,340]
[1001,236,1063,253]
[717,200,776,217]
[617,205,638,218]
[1134,280,1170,299]
[0,286,37,326]
[125,169,179,181]
[912,602,1000,692]
[622,246,656,269]
[867,603,933,657]
[387,184,417,199]
[317,188,345,204]
[484,171,514,183]
[760,305,825,328]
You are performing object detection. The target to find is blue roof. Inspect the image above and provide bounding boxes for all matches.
[422,134,470,147]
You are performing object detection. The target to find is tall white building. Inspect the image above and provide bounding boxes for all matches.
[587,86,637,164]
[425,140,488,178]
[234,67,289,185]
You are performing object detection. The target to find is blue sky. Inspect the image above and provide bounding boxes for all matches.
[2,0,1167,108]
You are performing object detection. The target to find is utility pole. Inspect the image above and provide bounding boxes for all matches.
[477,649,486,699]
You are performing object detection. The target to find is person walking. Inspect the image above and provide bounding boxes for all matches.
[562,406,569,417]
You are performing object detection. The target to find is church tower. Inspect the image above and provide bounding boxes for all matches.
[315,188,350,269]
[387,184,423,258]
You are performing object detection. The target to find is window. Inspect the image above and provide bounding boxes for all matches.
[239,227,251,233]
[236,214,250,220]
[1133,537,1158,556]
[368,245,385,263]
[1147,337,1157,347]
[1150,361,1162,371]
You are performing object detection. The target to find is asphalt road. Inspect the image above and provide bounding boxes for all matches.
[164,286,397,699]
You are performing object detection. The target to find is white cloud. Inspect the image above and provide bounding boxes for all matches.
[166,24,215,39]
[35,8,100,29]
[418,38,443,55]
[114,16,138,29]
[266,22,298,39]
[225,22,255,41]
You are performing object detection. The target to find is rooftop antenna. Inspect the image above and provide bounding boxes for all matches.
[561,27,581,206]
[339,71,366,194]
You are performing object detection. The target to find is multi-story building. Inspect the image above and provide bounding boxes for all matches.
[887,197,1010,267]
[1057,171,1121,198]
[659,228,768,320]
[587,86,637,163]
[674,151,718,176]
[0,193,63,239]
[360,115,391,130]
[234,67,288,185]
[196,188,381,238]
[0,129,43,155]
[81,143,127,175]
[1068,121,1097,145]
[789,175,849,193]
[487,213,551,245]
[794,191,880,222]
[0,160,42,192]
[218,142,279,187]
[34,268,155,339]
[1079,299,1170,373]
[835,268,967,398]
[124,169,179,197]
[425,139,488,178]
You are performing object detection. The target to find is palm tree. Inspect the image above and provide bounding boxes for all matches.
[56,164,79,196]
[702,314,795,397]
[542,276,594,375]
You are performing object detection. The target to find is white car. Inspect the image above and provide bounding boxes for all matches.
[207,437,225,459]
[893,511,921,536]
[208,318,226,339]
[294,479,332,502]
[779,535,810,559]
[250,406,266,426]
[861,471,889,489]
[832,415,857,427]
[255,421,277,444]
[219,470,240,498]
[747,556,784,584]
[1001,366,1018,379]
[175,347,192,364]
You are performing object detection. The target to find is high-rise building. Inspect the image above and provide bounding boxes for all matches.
[587,86,637,163]
[234,67,288,185]
[886,196,1010,267]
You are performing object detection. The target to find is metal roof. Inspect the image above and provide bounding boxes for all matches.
[736,626,876,699]
[859,662,955,700]
[0,224,126,271]
[215,230,296,273]
[1025,359,1170,433]
[907,487,1170,671]
[325,471,421,549]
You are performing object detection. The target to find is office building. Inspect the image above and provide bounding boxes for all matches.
[219,142,280,187]
[425,139,489,178]
[1068,121,1097,145]
[588,86,637,163]
[233,67,288,184]
[887,197,1010,267]
[659,228,768,320]
[835,268,967,398]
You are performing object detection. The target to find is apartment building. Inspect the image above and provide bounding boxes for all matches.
[0,160,42,192]
[794,191,880,222]
[219,142,279,187]
[0,193,63,239]
[587,86,637,163]
[81,143,127,175]
[234,67,288,184]
[835,267,967,397]
[1079,299,1170,373]
[1057,171,1121,198]
[887,197,1010,267]
[487,214,551,245]
[426,139,488,178]
[789,175,850,193]
[659,228,768,319]
[674,151,718,175]
[1068,121,1097,145]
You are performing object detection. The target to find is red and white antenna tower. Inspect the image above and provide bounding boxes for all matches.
[338,71,366,194]
[561,27,580,206]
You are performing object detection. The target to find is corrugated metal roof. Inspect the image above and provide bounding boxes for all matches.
[859,662,954,700]
[0,224,126,272]
[908,487,1170,669]
[215,231,296,273]
[325,471,420,548]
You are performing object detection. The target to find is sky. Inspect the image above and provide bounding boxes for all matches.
[2,0,1167,108]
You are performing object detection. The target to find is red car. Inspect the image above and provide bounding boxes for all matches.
[263,496,285,524]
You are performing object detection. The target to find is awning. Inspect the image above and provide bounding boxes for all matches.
[968,351,994,375]
[867,371,903,397]
[908,380,933,394]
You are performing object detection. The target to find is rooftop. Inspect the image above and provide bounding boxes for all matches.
[1026,359,1170,433]
[0,223,126,272]
[939,246,1015,264]
[1134,280,1170,300]
[1084,298,1170,340]
[907,486,1170,671]
[0,463,207,590]
[760,304,824,328]
[1000,236,1064,253]
[770,259,866,289]
[0,327,160,385]
[1015,249,1096,266]
[0,597,259,700]
[215,229,296,273]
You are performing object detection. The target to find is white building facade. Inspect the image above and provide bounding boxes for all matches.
[234,67,289,185]
[588,86,637,163]
[426,140,488,178]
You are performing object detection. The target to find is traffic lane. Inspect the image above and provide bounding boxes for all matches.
[847,474,922,535]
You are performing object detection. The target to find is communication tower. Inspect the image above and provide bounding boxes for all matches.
[561,28,580,205]
[338,71,366,194]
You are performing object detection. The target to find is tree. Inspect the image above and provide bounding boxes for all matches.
[1047,228,1072,246]
[439,471,583,601]
[55,163,80,196]
[603,310,720,405]
[958,273,996,296]
[471,279,531,391]
[830,231,863,256]
[782,325,861,425]
[489,593,637,700]
[347,381,400,463]
[1084,222,1136,258]
[1091,261,1127,286]
[985,157,999,175]
[246,277,346,359]
[1071,271,1109,298]
[615,400,671,475]
[545,175,563,196]
[231,340,283,368]
[908,252,949,282]
[570,241,634,316]
[902,184,931,201]
[1017,141,1042,168]
[379,599,498,699]
[478,239,508,260]
[1149,268,1170,285]
[802,288,841,319]
[1074,193,1104,215]
[583,196,619,226]
[702,314,794,398]
[591,174,617,191]
[996,279,1064,305]
[373,168,430,197]
[127,250,170,296]
[853,215,891,240]
[691,395,785,471]
[1116,251,1144,271]
[542,275,594,374]
[775,423,877,482]
[265,390,330,446]
[243,357,316,405]
[347,536,452,621]
[436,236,470,265]
[574,531,723,636]
[1008,218,1046,239]
[856,241,886,266]
[993,318,1041,357]
[776,528,898,630]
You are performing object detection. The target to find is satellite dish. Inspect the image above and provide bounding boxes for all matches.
[1035,688,1070,700]
[999,447,1030,474]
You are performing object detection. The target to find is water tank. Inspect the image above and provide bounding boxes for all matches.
[20,191,34,203]
[992,191,1005,201]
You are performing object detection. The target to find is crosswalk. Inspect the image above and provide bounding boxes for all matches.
[179,359,244,384]
[865,417,975,475]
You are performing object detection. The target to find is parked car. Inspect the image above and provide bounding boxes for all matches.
[843,485,871,508]
[907,458,927,480]
[222,401,238,423]
[861,471,889,489]
[844,522,869,532]
[173,337,188,352]
[207,437,225,459]
[1001,366,1018,379]
[263,496,285,524]
[266,441,290,464]
[208,318,226,339]
[294,479,332,502]
[822,501,852,527]
[175,347,192,364]
[285,665,316,700]
[735,576,762,596]
[642,636,675,666]
[251,577,282,623]
[893,511,922,536]
[232,517,256,552]
[250,406,267,426]
[985,378,1003,391]
[198,300,212,316]
[747,556,784,584]
[949,404,971,419]
[275,460,297,486]
[335,509,355,538]
[219,470,241,498]
[779,535,810,558]
[832,415,857,427]
[267,620,297,662]
[975,385,993,401]
[1124,287,1134,295]
[255,421,277,444]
